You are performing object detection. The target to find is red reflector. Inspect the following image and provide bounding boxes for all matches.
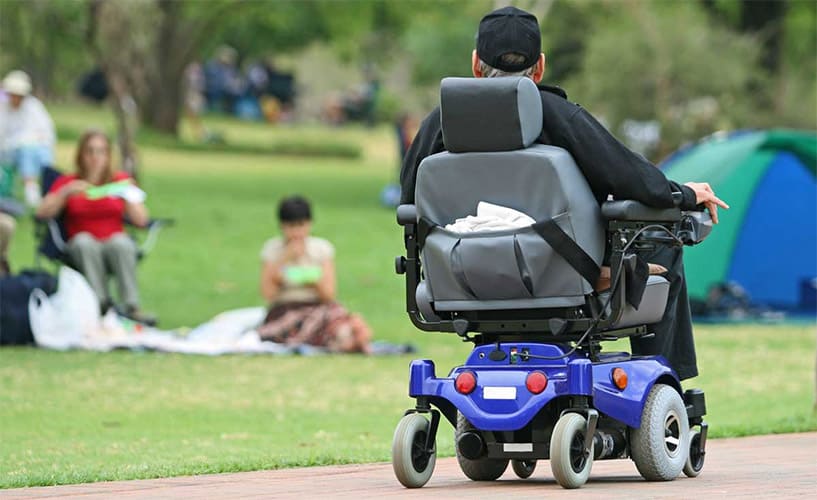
[455,371,476,394]
[526,371,548,394]
[612,367,628,390]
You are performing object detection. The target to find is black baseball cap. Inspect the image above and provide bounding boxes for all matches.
[476,6,541,72]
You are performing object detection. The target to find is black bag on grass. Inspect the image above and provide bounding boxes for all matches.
[0,270,58,345]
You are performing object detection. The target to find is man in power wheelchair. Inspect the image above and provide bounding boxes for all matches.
[391,74,719,489]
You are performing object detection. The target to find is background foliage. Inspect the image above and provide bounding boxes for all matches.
[1,0,814,159]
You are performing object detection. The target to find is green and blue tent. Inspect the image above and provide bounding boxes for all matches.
[661,129,817,313]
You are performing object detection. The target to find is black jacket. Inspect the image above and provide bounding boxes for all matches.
[399,84,698,210]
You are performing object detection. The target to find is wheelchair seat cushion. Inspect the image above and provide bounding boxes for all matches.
[416,144,605,309]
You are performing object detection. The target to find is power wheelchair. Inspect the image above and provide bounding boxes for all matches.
[391,77,711,489]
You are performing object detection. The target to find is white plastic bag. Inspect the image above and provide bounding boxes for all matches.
[28,266,100,350]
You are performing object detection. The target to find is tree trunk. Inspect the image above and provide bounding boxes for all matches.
[87,0,140,178]
[142,0,185,135]
[146,90,182,135]
[108,73,140,179]
[90,0,240,138]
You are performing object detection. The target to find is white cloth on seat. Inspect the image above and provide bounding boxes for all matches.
[444,201,535,233]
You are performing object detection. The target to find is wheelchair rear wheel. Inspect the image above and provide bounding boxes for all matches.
[455,412,509,481]
[631,384,690,481]
[511,459,537,479]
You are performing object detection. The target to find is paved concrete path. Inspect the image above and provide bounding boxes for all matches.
[3,433,816,499]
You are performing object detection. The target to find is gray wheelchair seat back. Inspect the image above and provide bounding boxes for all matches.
[415,77,604,311]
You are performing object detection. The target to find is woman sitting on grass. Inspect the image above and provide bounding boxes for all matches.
[257,195,372,353]
[35,129,155,325]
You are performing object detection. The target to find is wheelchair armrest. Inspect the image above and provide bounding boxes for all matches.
[601,200,682,222]
[678,210,713,245]
[396,204,417,226]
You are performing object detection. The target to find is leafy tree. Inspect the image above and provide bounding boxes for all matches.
[2,0,811,158]
[564,1,767,157]
[700,0,816,128]
[776,0,817,129]
[0,0,90,97]
[88,0,242,137]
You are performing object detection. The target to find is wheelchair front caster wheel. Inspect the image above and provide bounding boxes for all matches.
[550,412,594,489]
[683,429,705,477]
[511,459,537,479]
[392,413,436,488]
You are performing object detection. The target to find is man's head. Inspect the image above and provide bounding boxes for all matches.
[472,6,545,82]
[2,70,32,109]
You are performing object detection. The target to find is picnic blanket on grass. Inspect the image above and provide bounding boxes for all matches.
[28,267,413,355]
[36,306,414,355]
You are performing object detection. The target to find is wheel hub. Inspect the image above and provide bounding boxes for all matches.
[663,411,681,458]
[411,430,430,472]
[569,432,588,473]
[689,433,704,469]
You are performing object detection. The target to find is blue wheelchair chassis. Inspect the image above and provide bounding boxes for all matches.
[410,344,679,433]
[394,204,710,486]
[406,341,707,449]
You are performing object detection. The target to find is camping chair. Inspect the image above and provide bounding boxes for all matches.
[35,166,173,267]
[33,166,174,320]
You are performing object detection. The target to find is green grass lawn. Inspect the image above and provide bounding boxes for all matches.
[1,104,815,488]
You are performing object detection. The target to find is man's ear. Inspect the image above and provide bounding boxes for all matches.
[532,53,546,83]
[471,50,483,77]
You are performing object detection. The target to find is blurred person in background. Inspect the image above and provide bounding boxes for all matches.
[260,56,297,123]
[36,129,155,325]
[0,70,55,207]
[204,45,243,114]
[257,195,372,353]
[183,62,208,141]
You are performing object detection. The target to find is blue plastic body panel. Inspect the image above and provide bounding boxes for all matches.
[590,354,678,428]
[408,343,678,431]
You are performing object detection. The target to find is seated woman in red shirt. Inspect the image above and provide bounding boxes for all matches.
[36,129,154,324]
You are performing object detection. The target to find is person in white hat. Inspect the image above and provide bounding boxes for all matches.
[0,70,56,207]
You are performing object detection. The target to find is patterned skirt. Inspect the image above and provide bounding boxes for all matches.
[256,301,371,353]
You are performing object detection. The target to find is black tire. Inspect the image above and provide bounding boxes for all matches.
[549,412,594,489]
[511,459,537,479]
[683,429,705,477]
[392,413,436,488]
[631,384,690,481]
[455,412,509,481]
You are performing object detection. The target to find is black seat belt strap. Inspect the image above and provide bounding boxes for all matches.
[531,219,600,287]
[417,217,437,247]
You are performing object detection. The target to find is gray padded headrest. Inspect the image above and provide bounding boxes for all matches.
[440,76,543,153]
